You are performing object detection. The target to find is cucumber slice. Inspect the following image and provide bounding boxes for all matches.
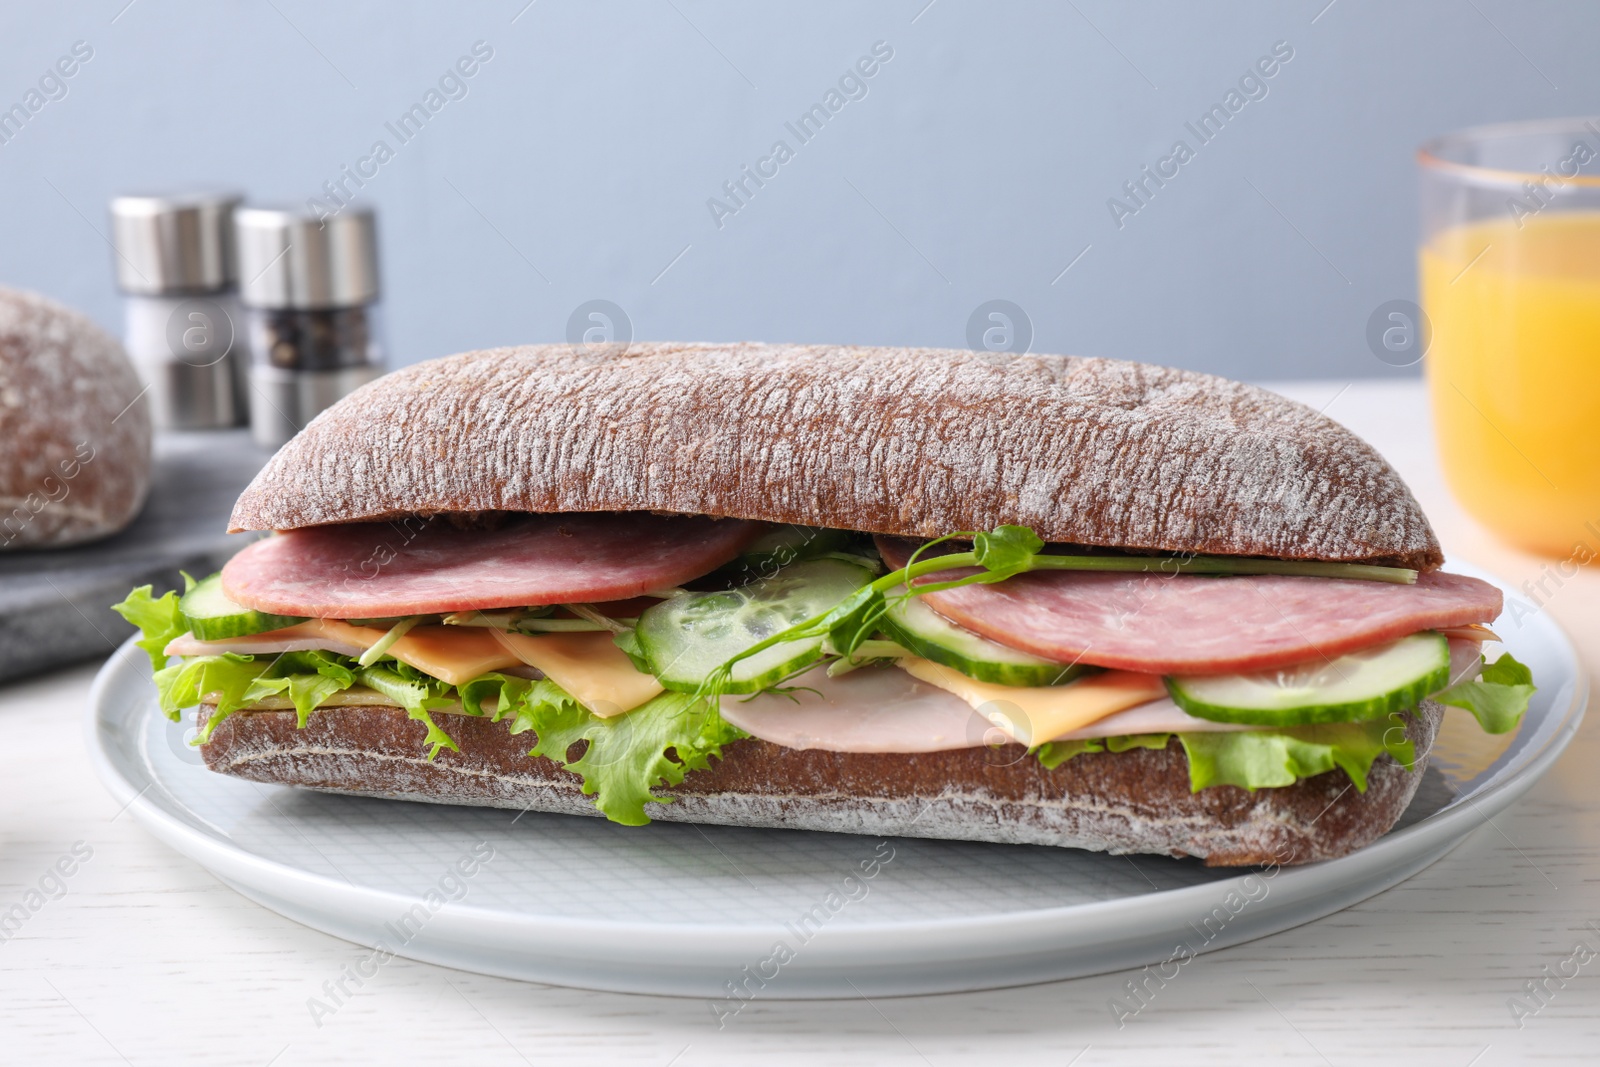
[1167,632,1450,726]
[635,557,875,693]
[880,591,1089,687]
[179,572,308,641]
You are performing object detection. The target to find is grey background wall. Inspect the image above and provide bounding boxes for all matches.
[0,0,1595,380]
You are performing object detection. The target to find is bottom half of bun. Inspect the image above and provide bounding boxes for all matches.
[196,701,1444,867]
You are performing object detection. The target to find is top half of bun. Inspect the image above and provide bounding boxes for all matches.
[229,343,1442,570]
[0,286,151,550]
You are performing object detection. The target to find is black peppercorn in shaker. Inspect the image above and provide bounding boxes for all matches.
[234,207,383,448]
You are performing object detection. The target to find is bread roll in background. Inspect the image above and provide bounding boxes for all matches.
[0,286,152,549]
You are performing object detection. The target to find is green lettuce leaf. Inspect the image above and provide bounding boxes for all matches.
[286,673,346,728]
[111,579,195,673]
[1433,651,1536,735]
[1034,737,1103,769]
[152,644,360,731]
[500,678,580,735]
[1033,719,1414,793]
[1106,733,1174,754]
[147,636,487,755]
[354,664,459,758]
[459,671,533,722]
[1178,716,1414,793]
[1033,732,1170,769]
[520,688,746,825]
[276,650,358,728]
[154,653,290,736]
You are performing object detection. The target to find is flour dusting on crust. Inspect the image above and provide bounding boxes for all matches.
[230,343,1441,569]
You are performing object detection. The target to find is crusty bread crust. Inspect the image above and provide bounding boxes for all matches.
[197,701,1443,866]
[228,344,1443,570]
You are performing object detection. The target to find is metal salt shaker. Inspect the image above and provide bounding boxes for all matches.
[234,207,384,448]
[109,192,248,430]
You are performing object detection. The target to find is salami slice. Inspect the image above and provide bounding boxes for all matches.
[876,537,1502,675]
[222,513,764,618]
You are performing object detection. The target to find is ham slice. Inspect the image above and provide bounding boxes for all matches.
[720,664,983,753]
[166,620,370,660]
[718,665,1257,753]
[1051,698,1256,740]
[876,537,1501,675]
[221,513,763,618]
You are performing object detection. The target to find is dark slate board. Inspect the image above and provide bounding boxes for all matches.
[0,430,272,682]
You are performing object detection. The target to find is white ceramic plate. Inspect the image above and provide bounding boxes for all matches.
[86,565,1585,998]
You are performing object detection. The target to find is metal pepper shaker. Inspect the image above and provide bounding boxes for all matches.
[234,207,384,448]
[109,192,248,430]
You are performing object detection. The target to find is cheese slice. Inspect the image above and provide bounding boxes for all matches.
[183,619,528,688]
[381,625,526,687]
[898,656,1166,746]
[491,630,663,717]
[301,620,522,687]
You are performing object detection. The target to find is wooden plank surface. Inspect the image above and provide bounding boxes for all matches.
[0,381,1594,1065]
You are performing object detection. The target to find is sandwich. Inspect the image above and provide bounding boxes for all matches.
[112,343,1535,866]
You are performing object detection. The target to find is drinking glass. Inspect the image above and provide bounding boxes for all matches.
[1418,118,1600,558]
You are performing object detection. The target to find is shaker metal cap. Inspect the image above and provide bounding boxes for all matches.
[109,191,242,295]
[236,207,380,310]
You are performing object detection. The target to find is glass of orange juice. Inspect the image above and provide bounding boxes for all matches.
[1419,118,1600,558]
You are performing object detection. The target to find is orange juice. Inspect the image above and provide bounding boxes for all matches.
[1421,211,1600,556]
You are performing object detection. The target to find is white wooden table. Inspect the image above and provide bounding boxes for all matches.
[2,380,1595,1066]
